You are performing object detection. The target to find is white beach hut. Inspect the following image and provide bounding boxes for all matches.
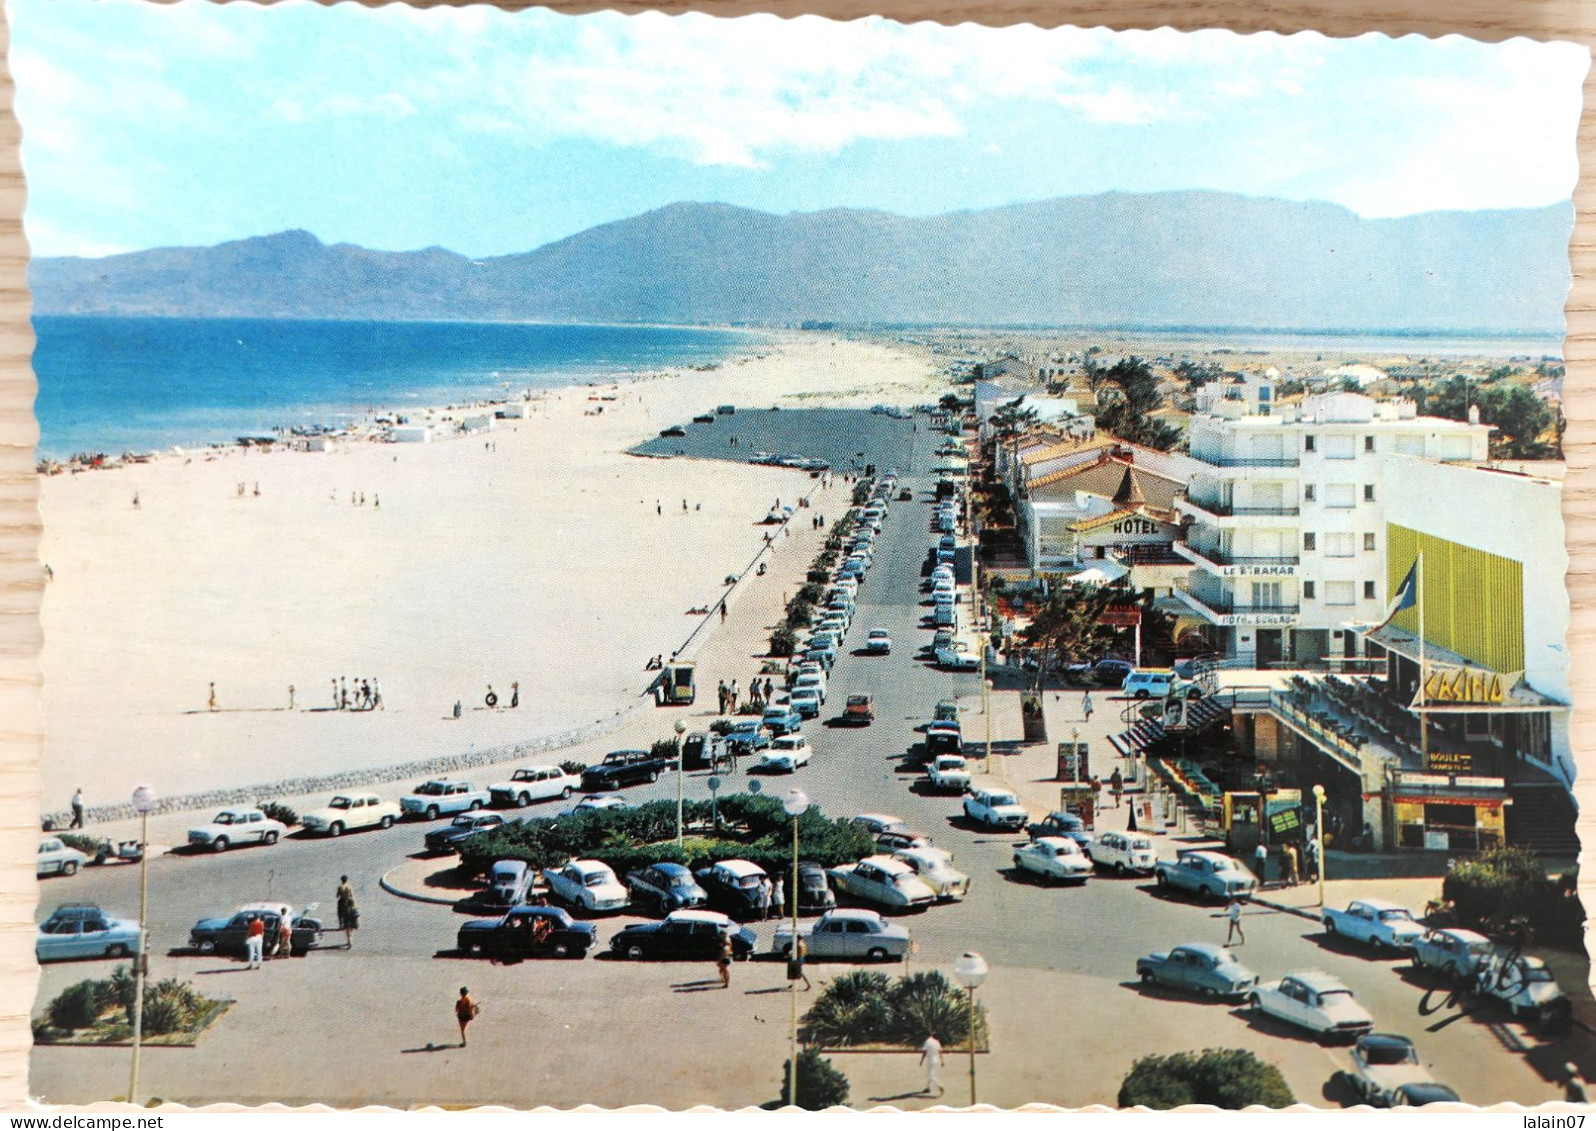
[391,425,432,444]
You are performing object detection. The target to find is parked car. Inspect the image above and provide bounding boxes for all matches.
[843,695,876,724]
[866,629,892,654]
[399,780,492,821]
[789,688,824,719]
[456,904,595,959]
[1322,899,1426,951]
[1154,850,1257,901]
[695,859,773,920]
[1087,830,1156,874]
[36,904,142,962]
[936,642,981,671]
[933,699,960,723]
[187,808,289,853]
[299,792,401,837]
[581,749,677,791]
[189,903,322,957]
[876,828,934,852]
[788,860,838,914]
[965,788,1029,831]
[1340,1033,1454,1108]
[541,860,629,914]
[757,734,813,773]
[725,721,772,755]
[1136,942,1259,999]
[762,705,804,738]
[1013,837,1093,884]
[893,846,969,900]
[925,755,971,794]
[829,855,937,909]
[1122,670,1176,699]
[1410,928,1493,982]
[37,837,89,878]
[610,909,757,961]
[483,859,535,907]
[1249,971,1374,1042]
[851,813,906,836]
[924,726,964,759]
[424,812,506,854]
[775,908,910,962]
[558,794,632,816]
[488,766,578,808]
[1093,658,1135,685]
[792,671,828,703]
[626,862,709,915]
[1472,951,1572,1029]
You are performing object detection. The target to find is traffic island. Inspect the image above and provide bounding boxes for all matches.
[33,971,233,1048]
[382,856,481,906]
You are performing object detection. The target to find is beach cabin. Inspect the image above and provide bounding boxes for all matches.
[496,403,527,419]
[304,436,335,453]
[391,425,431,444]
[461,415,493,434]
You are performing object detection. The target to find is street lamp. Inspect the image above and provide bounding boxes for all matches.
[1312,784,1327,908]
[782,788,809,1107]
[953,951,988,1107]
[129,784,158,1106]
[674,718,687,849]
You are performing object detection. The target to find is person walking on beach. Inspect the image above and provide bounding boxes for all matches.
[245,915,265,969]
[720,603,728,623]
[288,685,296,711]
[69,788,85,830]
[455,987,479,1047]
[360,680,373,710]
[716,933,734,989]
[509,682,519,709]
[1082,689,1093,722]
[208,683,218,712]
[340,678,350,711]
[729,680,738,711]
[372,678,383,710]
[657,502,662,516]
[1224,897,1246,947]
[717,681,727,715]
[132,492,140,509]
[331,679,339,709]
[337,875,358,947]
[919,1031,945,1097]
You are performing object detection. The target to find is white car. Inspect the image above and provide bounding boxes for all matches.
[399,780,492,820]
[1249,971,1375,1042]
[1322,899,1426,951]
[1013,837,1093,884]
[541,860,629,914]
[488,766,578,808]
[37,837,89,878]
[828,855,937,909]
[1343,1033,1454,1108]
[925,755,971,793]
[936,642,980,671]
[851,813,906,836]
[758,734,813,773]
[559,794,632,816]
[1086,830,1158,875]
[964,788,1029,831]
[775,908,911,962]
[789,687,824,718]
[792,672,827,704]
[866,629,892,654]
[1472,952,1571,1028]
[187,808,288,853]
[893,846,970,900]
[299,792,401,837]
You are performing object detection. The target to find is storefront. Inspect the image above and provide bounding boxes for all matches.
[1386,770,1508,852]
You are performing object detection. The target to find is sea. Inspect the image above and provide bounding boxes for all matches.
[30,316,767,459]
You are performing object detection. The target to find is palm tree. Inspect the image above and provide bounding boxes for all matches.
[1021,583,1117,692]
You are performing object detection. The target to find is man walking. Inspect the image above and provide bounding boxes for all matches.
[69,788,85,830]
[337,875,358,947]
[717,933,734,989]
[919,1031,945,1097]
[1082,689,1093,722]
[1109,768,1124,809]
[787,936,812,992]
[275,916,293,961]
[1254,842,1269,888]
[1224,897,1246,947]
[1283,842,1301,887]
[455,987,479,1047]
[245,915,265,969]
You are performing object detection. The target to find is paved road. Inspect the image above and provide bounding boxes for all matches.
[31,465,1584,1108]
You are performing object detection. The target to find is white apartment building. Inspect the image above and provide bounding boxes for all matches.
[1173,379,1491,665]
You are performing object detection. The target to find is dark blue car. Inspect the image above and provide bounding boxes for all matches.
[626,862,709,915]
[1027,811,1093,848]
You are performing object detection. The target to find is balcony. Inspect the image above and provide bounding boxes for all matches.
[1175,542,1300,578]
[1175,494,1301,526]
[1174,579,1300,626]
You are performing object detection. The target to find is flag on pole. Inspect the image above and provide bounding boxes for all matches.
[1370,561,1419,632]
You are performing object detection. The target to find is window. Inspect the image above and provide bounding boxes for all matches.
[1304,484,1317,502]
[1363,484,1376,502]
[1364,580,1377,600]
[1325,580,1356,606]
[1324,435,1356,460]
[1326,532,1355,558]
[1364,532,1376,552]
[1364,436,1376,452]
[1304,436,1316,452]
[1303,532,1316,552]
[1303,581,1316,600]
[1325,483,1356,509]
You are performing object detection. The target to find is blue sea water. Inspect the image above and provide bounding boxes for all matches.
[31,317,766,459]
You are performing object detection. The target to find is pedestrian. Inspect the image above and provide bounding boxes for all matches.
[1283,842,1301,886]
[372,678,383,710]
[717,933,734,989]
[1306,838,1320,883]
[1109,767,1124,809]
[510,682,519,709]
[1082,689,1093,721]
[1254,842,1269,888]
[683,499,688,512]
[717,680,727,714]
[288,684,296,711]
[276,916,293,961]
[336,875,358,947]
[208,682,218,712]
[455,987,479,1047]
[1090,775,1103,811]
[253,482,260,497]
[331,679,339,709]
[69,788,85,830]
[1565,1063,1589,1103]
[360,680,372,710]
[764,677,775,703]
[730,680,738,709]
[787,936,812,992]
[1225,897,1246,946]
[919,1031,945,1097]
[772,877,785,920]
[720,603,728,623]
[245,915,265,968]
[374,495,379,510]
[340,678,349,711]
[132,492,140,509]
[657,502,662,516]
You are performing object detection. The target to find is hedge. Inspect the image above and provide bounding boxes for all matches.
[1441,846,1583,947]
[1119,1048,1294,1109]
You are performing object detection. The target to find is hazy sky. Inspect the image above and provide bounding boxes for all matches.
[9,0,1589,258]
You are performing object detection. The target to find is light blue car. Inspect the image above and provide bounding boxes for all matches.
[36,903,142,962]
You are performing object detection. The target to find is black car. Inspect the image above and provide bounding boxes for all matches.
[694,859,773,921]
[455,905,595,960]
[626,862,709,915]
[610,911,757,960]
[1027,811,1094,847]
[772,860,836,915]
[581,749,677,791]
[424,812,507,854]
[189,904,322,957]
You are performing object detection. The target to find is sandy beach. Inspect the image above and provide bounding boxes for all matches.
[37,332,943,808]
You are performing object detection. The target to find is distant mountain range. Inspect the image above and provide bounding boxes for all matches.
[29,192,1573,332]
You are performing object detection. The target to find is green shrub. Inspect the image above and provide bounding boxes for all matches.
[771,626,799,657]
[1119,1049,1294,1109]
[885,971,980,1046]
[47,978,110,1031]
[803,969,984,1049]
[59,833,100,856]
[804,971,894,1045]
[797,582,826,605]
[1442,847,1583,947]
[257,801,298,827]
[558,760,587,777]
[650,738,680,761]
[708,719,734,736]
[781,1048,850,1110]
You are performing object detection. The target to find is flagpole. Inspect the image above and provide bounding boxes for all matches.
[1416,552,1427,769]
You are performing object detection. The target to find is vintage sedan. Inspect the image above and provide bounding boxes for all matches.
[399,780,491,820]
[695,859,773,920]
[1249,971,1375,1042]
[775,908,910,962]
[725,721,772,756]
[790,688,824,719]
[851,813,906,836]
[964,788,1029,831]
[37,837,89,878]
[187,808,288,853]
[1154,851,1257,902]
[762,705,804,738]
[1411,928,1493,982]
[423,812,506,855]
[558,794,633,817]
[488,766,578,808]
[1136,942,1258,999]
[610,909,757,961]
[541,860,629,915]
[829,856,937,910]
[626,862,709,915]
[925,755,971,794]
[866,629,892,654]
[36,904,142,962]
[757,734,813,773]
[455,905,595,960]
[188,903,322,957]
[1341,1033,1454,1108]
[1013,837,1093,884]
[299,792,401,837]
[1473,952,1572,1030]
[843,695,876,724]
[1322,899,1426,951]
[1027,811,1094,848]
[1087,830,1156,875]
[892,846,970,900]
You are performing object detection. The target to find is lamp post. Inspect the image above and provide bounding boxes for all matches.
[1312,783,1326,908]
[129,784,158,1106]
[782,788,809,1106]
[953,951,988,1107]
[674,719,687,849]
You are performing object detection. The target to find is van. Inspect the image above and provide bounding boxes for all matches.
[488,860,533,906]
[934,604,959,629]
[1121,670,1175,700]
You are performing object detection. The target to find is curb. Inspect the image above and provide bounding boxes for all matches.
[380,865,467,907]
[1249,894,1323,922]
